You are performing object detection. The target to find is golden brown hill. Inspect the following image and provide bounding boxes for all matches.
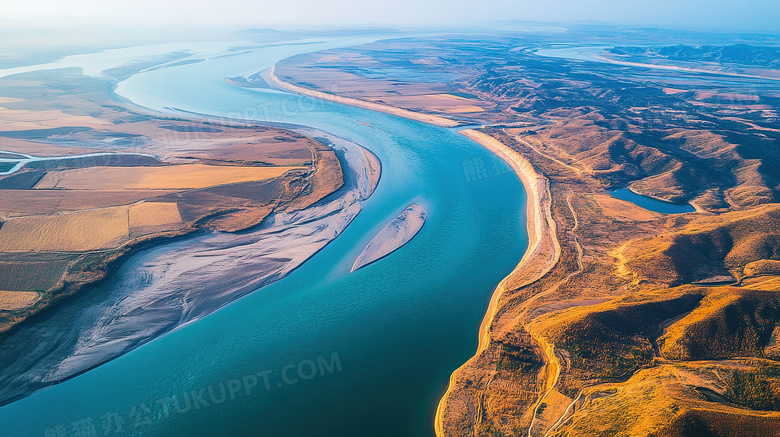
[745,259,780,277]
[552,361,780,437]
[618,204,780,286]
[659,289,780,361]
[535,288,703,383]
[655,408,780,437]
[276,36,780,212]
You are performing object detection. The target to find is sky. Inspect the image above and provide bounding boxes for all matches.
[1,0,779,32]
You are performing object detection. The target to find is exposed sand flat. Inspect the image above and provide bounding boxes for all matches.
[459,129,559,294]
[691,275,738,285]
[264,66,461,128]
[34,164,303,190]
[229,66,557,434]
[351,203,426,272]
[455,129,560,351]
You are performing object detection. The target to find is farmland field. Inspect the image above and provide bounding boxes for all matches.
[0,255,74,291]
[0,291,41,311]
[0,63,346,342]
[128,202,182,229]
[0,206,130,252]
[0,189,175,216]
[34,164,304,190]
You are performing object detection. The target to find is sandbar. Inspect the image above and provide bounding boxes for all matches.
[351,203,426,272]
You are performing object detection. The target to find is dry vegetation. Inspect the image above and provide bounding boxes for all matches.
[283,144,343,210]
[618,204,780,286]
[659,289,780,361]
[446,127,780,437]
[552,361,780,437]
[0,254,74,291]
[2,31,778,435]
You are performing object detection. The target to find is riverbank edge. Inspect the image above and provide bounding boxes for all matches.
[434,129,560,437]
[0,227,197,339]
[623,185,703,213]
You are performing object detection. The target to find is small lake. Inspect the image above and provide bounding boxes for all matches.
[534,45,613,62]
[610,188,695,214]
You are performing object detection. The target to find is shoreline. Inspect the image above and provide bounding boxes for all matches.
[456,129,558,351]
[263,65,461,128]
[259,69,560,437]
[591,54,780,82]
[0,226,203,339]
[624,185,697,209]
[434,129,560,437]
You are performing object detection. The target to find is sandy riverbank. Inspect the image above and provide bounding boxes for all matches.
[592,54,780,81]
[263,69,556,285]
[434,129,560,437]
[263,66,461,128]
[457,129,559,350]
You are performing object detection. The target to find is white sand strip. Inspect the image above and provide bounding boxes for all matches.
[351,203,426,272]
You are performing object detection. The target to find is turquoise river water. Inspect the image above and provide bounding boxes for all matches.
[0,38,527,437]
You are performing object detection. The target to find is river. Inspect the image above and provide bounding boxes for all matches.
[0,37,527,437]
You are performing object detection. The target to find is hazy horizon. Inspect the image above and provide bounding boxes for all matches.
[2,0,779,33]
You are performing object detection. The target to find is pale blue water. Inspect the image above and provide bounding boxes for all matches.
[534,45,613,62]
[610,188,695,214]
[0,39,527,437]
